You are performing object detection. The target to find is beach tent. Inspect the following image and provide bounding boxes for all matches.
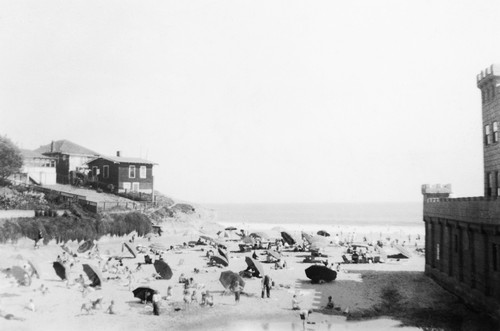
[133,286,156,303]
[245,256,265,277]
[122,242,137,259]
[281,232,296,246]
[83,264,104,287]
[210,255,229,267]
[27,259,41,279]
[267,250,281,262]
[219,271,245,290]
[53,261,67,280]
[77,240,94,254]
[153,260,173,279]
[149,243,168,252]
[317,230,330,237]
[305,265,337,283]
[218,247,229,261]
[9,266,28,284]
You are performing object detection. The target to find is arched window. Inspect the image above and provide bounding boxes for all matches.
[485,124,492,145]
[494,122,499,143]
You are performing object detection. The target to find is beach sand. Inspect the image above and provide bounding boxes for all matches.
[0,218,489,331]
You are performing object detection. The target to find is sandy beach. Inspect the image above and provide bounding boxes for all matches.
[0,213,493,331]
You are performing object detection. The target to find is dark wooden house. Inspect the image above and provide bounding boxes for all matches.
[86,152,156,194]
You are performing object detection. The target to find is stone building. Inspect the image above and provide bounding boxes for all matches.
[422,64,500,319]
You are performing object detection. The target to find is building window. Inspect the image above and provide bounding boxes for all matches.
[488,172,494,197]
[140,166,146,179]
[132,182,140,192]
[129,165,136,178]
[123,182,131,191]
[485,125,492,145]
[436,243,440,261]
[103,165,109,179]
[497,172,500,196]
[92,166,98,177]
[494,122,499,143]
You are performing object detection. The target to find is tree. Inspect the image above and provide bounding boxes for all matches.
[0,135,23,182]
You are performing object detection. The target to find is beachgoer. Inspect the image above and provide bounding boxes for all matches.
[326,296,334,309]
[28,299,35,312]
[299,309,312,330]
[292,295,300,310]
[191,290,198,304]
[105,300,115,314]
[261,275,271,299]
[252,251,259,260]
[34,229,43,249]
[205,290,214,307]
[231,280,242,304]
[178,273,186,284]
[152,291,161,316]
[166,286,173,301]
[183,289,191,309]
[201,291,207,306]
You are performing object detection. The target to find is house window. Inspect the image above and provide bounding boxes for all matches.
[103,165,109,179]
[129,165,136,178]
[123,182,131,191]
[494,122,499,143]
[132,182,140,192]
[485,125,492,145]
[92,166,98,177]
[140,166,147,179]
[436,243,440,261]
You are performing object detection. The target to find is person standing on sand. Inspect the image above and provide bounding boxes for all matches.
[299,309,312,330]
[231,280,242,304]
[105,300,115,314]
[292,295,300,310]
[261,275,271,299]
[152,291,161,316]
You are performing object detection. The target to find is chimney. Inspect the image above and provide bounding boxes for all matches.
[116,151,121,157]
[51,141,54,153]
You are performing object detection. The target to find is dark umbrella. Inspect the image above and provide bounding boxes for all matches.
[305,265,337,283]
[153,260,173,279]
[245,256,265,277]
[133,286,156,303]
[225,226,237,231]
[317,230,330,237]
[77,240,94,254]
[82,264,103,287]
[122,242,137,258]
[10,266,28,284]
[219,271,245,290]
[27,259,41,279]
[281,232,295,245]
[210,255,229,267]
[218,247,229,261]
[53,261,67,280]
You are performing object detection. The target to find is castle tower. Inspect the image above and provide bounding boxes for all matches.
[477,64,500,197]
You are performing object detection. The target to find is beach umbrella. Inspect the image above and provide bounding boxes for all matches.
[9,266,28,284]
[122,242,137,258]
[82,264,103,287]
[267,250,281,261]
[77,240,94,253]
[27,259,41,279]
[250,232,270,240]
[393,244,412,258]
[133,286,156,303]
[149,243,168,252]
[225,226,237,231]
[317,230,330,237]
[218,247,229,261]
[302,232,314,245]
[281,232,295,246]
[52,261,67,280]
[61,245,73,256]
[210,255,229,267]
[219,271,245,290]
[305,265,337,283]
[153,260,173,280]
[245,257,265,277]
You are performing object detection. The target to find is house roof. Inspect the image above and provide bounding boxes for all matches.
[34,140,99,156]
[88,155,157,165]
[20,149,55,160]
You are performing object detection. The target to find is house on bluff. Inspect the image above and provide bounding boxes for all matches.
[86,152,156,195]
[422,64,500,319]
[34,140,99,184]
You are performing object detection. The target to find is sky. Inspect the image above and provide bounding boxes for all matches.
[1,0,500,204]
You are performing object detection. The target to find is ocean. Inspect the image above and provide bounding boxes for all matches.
[205,202,424,237]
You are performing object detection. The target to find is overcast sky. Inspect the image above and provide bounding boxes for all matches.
[1,1,500,203]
